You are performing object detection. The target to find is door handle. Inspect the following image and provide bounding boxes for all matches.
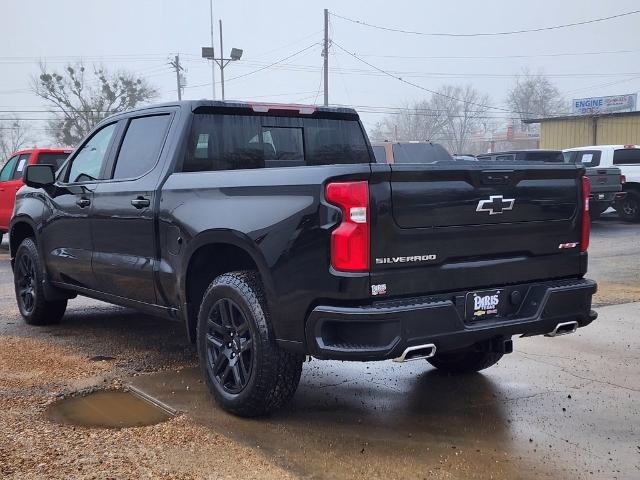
[76,197,91,208]
[131,197,151,209]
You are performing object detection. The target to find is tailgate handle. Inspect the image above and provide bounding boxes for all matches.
[481,172,511,185]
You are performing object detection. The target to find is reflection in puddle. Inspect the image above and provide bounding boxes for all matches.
[47,390,174,429]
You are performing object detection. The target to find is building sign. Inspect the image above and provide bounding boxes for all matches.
[572,93,637,115]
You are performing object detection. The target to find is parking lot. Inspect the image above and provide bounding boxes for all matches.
[0,214,638,480]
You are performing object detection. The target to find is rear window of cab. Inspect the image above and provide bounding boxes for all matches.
[183,113,370,172]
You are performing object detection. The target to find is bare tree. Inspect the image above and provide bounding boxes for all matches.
[431,84,491,154]
[506,69,566,130]
[0,117,31,161]
[369,100,449,142]
[368,85,490,154]
[32,63,158,146]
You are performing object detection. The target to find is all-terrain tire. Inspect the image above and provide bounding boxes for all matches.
[427,348,503,373]
[196,271,303,417]
[616,190,640,223]
[14,238,67,325]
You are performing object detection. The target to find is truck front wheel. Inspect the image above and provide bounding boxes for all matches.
[14,238,67,325]
[427,348,503,373]
[196,271,303,417]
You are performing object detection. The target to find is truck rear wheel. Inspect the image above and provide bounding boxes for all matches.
[617,190,640,222]
[14,238,67,325]
[196,271,303,417]
[427,348,503,373]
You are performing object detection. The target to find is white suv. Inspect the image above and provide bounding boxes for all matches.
[564,145,640,222]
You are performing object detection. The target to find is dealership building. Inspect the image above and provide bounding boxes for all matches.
[524,93,640,149]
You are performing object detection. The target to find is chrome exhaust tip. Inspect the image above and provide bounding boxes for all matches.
[545,321,578,337]
[393,343,437,362]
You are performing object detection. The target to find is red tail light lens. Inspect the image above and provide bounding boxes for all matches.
[326,181,370,272]
[581,176,590,252]
[620,174,626,184]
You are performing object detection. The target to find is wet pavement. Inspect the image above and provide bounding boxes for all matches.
[0,214,638,479]
[130,301,639,480]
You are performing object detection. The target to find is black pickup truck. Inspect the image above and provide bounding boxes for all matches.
[11,101,597,416]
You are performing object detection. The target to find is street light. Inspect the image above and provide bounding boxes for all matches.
[201,20,242,101]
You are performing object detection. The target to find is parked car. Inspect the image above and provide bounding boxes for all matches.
[564,145,640,222]
[371,141,452,163]
[476,150,565,163]
[477,149,625,218]
[11,101,597,417]
[0,148,71,242]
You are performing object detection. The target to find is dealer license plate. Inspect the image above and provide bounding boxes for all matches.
[465,289,504,320]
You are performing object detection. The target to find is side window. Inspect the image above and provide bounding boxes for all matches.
[67,123,117,183]
[0,155,19,182]
[575,151,601,167]
[613,148,640,165]
[11,154,31,180]
[112,115,171,180]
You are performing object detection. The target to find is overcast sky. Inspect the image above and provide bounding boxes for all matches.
[2,0,640,143]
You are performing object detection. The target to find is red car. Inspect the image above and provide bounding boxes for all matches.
[0,148,72,242]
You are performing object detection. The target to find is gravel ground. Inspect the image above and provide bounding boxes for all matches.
[0,335,293,479]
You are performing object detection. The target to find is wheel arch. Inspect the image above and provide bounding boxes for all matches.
[9,218,38,266]
[180,229,275,343]
[622,180,640,193]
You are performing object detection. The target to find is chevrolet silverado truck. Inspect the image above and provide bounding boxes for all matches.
[11,101,597,416]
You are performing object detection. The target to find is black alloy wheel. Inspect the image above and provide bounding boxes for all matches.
[13,237,67,325]
[205,298,254,394]
[16,251,37,314]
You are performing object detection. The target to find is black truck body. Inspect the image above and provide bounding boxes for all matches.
[10,101,597,416]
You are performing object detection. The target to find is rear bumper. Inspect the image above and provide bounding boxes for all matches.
[305,278,597,361]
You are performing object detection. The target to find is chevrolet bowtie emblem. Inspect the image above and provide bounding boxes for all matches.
[476,195,515,215]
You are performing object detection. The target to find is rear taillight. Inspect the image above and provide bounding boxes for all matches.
[326,181,370,272]
[621,174,626,184]
[581,176,590,252]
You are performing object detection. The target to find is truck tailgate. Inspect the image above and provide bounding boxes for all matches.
[369,163,586,297]
[586,167,622,194]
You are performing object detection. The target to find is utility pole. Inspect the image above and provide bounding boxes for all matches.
[323,8,329,106]
[219,19,225,100]
[209,0,216,100]
[169,54,184,101]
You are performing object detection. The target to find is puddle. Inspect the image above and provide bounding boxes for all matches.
[47,389,174,429]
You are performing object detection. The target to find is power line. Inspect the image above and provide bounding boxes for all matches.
[332,48,640,60]
[330,9,640,37]
[332,41,521,115]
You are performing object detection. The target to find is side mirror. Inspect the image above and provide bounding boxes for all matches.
[24,164,56,188]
